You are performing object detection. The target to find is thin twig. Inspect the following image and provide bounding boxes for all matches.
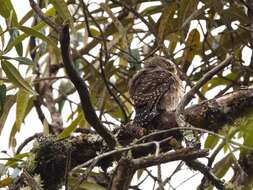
[136,126,253,150]
[22,169,43,190]
[71,136,173,173]
[81,1,129,123]
[110,0,156,36]
[176,55,233,116]
[16,133,43,154]
[157,164,164,190]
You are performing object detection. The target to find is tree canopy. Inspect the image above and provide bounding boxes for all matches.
[0,0,253,190]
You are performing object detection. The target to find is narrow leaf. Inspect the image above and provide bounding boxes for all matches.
[0,84,7,117]
[0,95,15,135]
[1,61,36,94]
[49,0,73,27]
[213,153,233,178]
[0,0,18,25]
[0,177,12,188]
[18,25,58,50]
[58,113,83,140]
[204,135,219,149]
[0,25,5,47]
[1,56,33,65]
[4,22,56,54]
[9,29,23,56]
[157,4,176,40]
[182,29,200,71]
[5,153,29,167]
[15,89,30,132]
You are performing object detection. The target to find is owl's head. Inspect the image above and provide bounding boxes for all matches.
[144,56,177,73]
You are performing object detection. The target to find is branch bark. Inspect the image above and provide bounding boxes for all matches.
[29,0,117,149]
[109,158,135,190]
[27,88,253,189]
[132,148,208,169]
[59,25,117,149]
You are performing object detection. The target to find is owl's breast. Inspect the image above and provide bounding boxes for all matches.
[160,75,184,112]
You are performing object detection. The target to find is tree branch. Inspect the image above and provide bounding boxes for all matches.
[29,0,61,32]
[132,148,209,169]
[176,55,234,115]
[59,25,117,149]
[109,158,135,190]
[174,55,233,146]
[186,160,225,190]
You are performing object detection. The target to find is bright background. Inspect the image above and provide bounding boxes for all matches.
[0,0,251,189]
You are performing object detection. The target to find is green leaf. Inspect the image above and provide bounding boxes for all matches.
[0,95,15,135]
[49,0,73,27]
[19,10,34,25]
[137,169,144,180]
[0,0,18,26]
[9,29,23,56]
[212,153,233,178]
[0,25,5,47]
[18,25,58,49]
[166,33,180,54]
[0,177,12,188]
[207,72,239,90]
[19,7,56,25]
[178,0,197,28]
[9,122,17,148]
[238,112,253,148]
[15,89,30,132]
[124,49,141,69]
[0,0,12,18]
[0,84,6,117]
[100,3,125,34]
[0,0,21,55]
[157,3,176,40]
[204,135,219,149]
[75,181,107,190]
[1,61,36,94]
[58,113,83,140]
[5,153,29,167]
[8,90,30,148]
[222,6,249,25]
[89,28,100,37]
[182,29,200,71]
[4,22,56,54]
[1,56,33,65]
[141,5,163,16]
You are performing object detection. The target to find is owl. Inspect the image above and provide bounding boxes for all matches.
[128,56,184,128]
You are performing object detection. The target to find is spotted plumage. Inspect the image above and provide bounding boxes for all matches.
[128,56,184,128]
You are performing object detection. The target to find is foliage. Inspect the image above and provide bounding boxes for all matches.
[0,0,253,189]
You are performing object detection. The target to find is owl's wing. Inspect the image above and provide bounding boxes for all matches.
[129,69,176,127]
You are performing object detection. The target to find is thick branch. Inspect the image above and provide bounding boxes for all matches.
[175,55,234,141]
[59,25,116,149]
[186,160,225,190]
[132,148,209,169]
[28,88,253,189]
[29,0,116,149]
[118,88,253,144]
[109,158,135,190]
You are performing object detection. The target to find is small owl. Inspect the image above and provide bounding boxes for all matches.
[128,56,184,128]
